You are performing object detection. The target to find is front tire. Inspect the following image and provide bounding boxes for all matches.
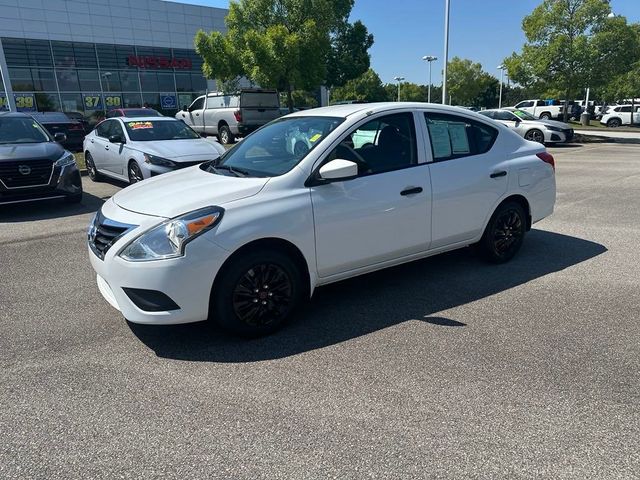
[211,249,304,337]
[524,129,545,144]
[128,160,144,184]
[478,202,527,263]
[85,152,102,182]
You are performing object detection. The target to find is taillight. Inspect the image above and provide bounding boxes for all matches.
[233,110,242,122]
[69,123,84,131]
[536,152,555,171]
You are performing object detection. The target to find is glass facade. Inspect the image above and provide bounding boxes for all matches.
[1,37,209,125]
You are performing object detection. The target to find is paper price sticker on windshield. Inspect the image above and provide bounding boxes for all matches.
[309,133,322,142]
[128,121,153,129]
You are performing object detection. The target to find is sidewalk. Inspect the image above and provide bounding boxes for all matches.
[574,129,640,144]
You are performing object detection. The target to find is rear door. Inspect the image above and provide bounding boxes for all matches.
[240,91,281,129]
[423,111,508,248]
[89,120,112,170]
[102,120,127,175]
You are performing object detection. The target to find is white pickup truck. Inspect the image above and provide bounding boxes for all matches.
[512,100,564,120]
[176,89,281,144]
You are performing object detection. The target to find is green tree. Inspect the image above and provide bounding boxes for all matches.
[503,0,639,120]
[326,21,374,89]
[446,57,488,106]
[195,0,373,112]
[331,68,390,103]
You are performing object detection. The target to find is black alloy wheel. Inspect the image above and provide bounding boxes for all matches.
[85,152,101,181]
[128,161,144,184]
[479,202,527,263]
[607,118,622,128]
[525,129,545,144]
[212,249,304,337]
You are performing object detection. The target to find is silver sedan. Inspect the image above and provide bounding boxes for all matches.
[479,109,574,144]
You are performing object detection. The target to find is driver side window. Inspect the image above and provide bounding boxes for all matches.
[189,97,204,111]
[325,112,417,176]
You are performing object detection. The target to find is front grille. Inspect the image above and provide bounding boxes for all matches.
[174,160,206,169]
[0,159,53,188]
[89,211,136,260]
[564,129,574,141]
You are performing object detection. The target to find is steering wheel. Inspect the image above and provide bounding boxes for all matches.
[336,144,372,175]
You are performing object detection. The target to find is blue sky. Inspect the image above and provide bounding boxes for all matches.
[169,0,640,85]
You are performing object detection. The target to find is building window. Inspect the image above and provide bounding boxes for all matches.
[175,73,192,92]
[52,41,77,68]
[191,74,207,93]
[157,73,175,92]
[9,68,35,91]
[122,92,142,108]
[119,71,140,92]
[139,71,158,91]
[100,71,121,92]
[56,69,80,91]
[31,69,57,91]
[2,38,53,67]
[142,92,160,110]
[60,93,84,114]
[35,93,60,112]
[77,70,101,91]
[73,42,98,68]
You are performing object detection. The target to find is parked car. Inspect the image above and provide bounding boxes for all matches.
[87,102,556,337]
[106,108,162,119]
[30,112,85,152]
[83,117,226,184]
[0,112,82,205]
[600,105,640,127]
[63,111,91,133]
[512,99,564,120]
[479,108,574,144]
[176,89,281,145]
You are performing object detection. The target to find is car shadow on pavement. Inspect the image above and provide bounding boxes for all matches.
[129,229,607,363]
[0,191,110,222]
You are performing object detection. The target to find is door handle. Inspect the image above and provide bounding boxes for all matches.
[195,113,200,116]
[90,139,94,143]
[400,186,423,196]
[490,170,507,178]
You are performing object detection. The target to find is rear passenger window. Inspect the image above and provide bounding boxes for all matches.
[424,112,498,161]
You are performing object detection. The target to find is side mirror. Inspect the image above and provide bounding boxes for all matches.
[182,105,188,112]
[54,132,67,142]
[109,134,125,144]
[514,120,521,127]
[318,159,358,181]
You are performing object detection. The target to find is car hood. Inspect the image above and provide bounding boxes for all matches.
[131,139,222,162]
[113,165,269,217]
[0,141,65,162]
[535,119,571,129]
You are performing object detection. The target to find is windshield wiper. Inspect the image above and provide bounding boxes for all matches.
[211,164,250,177]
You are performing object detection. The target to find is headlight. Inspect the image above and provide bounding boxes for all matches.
[546,126,562,132]
[55,152,76,167]
[119,206,224,262]
[144,153,176,168]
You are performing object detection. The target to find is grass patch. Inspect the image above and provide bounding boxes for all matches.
[74,152,85,170]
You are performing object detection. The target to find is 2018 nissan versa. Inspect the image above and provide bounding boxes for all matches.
[87,103,556,336]
[0,112,82,205]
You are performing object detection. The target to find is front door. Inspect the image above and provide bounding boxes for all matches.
[423,111,508,248]
[102,120,127,176]
[310,112,431,278]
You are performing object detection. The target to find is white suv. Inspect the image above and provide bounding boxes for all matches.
[600,105,640,128]
[88,103,556,337]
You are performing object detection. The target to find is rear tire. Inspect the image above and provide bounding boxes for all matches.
[211,249,304,337]
[218,125,235,145]
[607,118,622,128]
[539,112,551,120]
[478,201,527,263]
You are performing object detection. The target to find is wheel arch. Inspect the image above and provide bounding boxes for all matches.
[211,237,313,303]
[497,194,532,231]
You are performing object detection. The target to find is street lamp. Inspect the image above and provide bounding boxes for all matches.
[497,65,506,108]
[422,55,437,103]
[101,72,112,92]
[442,0,451,104]
[394,76,405,102]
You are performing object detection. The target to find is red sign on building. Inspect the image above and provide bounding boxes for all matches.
[127,56,193,70]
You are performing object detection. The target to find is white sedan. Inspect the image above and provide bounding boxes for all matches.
[87,103,556,336]
[83,116,226,184]
[479,109,574,144]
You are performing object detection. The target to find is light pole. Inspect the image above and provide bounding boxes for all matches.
[394,76,405,102]
[497,65,506,108]
[101,72,112,92]
[422,55,437,103]
[442,0,451,104]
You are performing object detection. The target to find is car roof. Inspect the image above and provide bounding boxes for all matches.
[116,116,175,121]
[284,102,487,119]
[0,111,31,118]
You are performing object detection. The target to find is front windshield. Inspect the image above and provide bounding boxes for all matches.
[124,120,200,141]
[512,109,537,121]
[207,116,344,177]
[0,117,50,144]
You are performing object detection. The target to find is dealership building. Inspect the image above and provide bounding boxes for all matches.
[0,0,227,122]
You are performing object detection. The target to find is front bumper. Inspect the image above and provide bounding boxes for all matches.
[88,201,230,325]
[0,162,82,205]
[545,129,573,143]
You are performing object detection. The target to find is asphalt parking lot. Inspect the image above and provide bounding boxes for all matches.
[1,143,639,479]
